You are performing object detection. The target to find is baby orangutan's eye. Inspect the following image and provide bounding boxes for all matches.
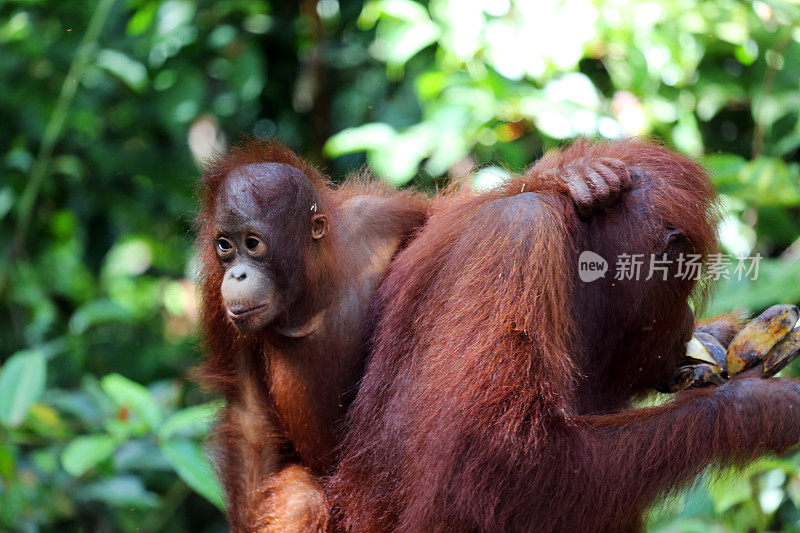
[245,235,266,256]
[217,237,233,254]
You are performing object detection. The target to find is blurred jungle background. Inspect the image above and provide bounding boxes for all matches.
[1,0,800,531]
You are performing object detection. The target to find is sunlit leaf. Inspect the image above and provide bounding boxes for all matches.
[709,157,800,207]
[62,435,117,477]
[161,438,224,509]
[127,2,157,36]
[324,123,398,155]
[0,350,46,427]
[96,49,148,92]
[100,373,164,431]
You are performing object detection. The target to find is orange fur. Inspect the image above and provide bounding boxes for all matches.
[196,140,429,531]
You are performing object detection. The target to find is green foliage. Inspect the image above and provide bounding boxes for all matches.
[161,438,224,510]
[1,0,800,531]
[0,350,46,427]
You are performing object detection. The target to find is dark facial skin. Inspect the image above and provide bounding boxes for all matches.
[213,163,328,334]
[664,228,698,364]
[662,230,697,362]
[676,305,696,356]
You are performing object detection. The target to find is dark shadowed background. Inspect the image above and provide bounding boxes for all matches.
[1,0,800,531]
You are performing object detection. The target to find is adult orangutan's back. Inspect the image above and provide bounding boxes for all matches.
[329,139,800,532]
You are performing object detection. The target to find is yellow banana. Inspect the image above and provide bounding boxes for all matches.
[726,304,800,375]
[686,331,727,370]
[762,326,800,377]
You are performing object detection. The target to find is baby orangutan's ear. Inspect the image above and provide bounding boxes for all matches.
[311,214,328,239]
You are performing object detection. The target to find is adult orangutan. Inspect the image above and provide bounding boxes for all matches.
[195,139,632,531]
[328,139,800,532]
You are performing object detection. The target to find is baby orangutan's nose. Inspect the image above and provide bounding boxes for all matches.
[230,266,247,281]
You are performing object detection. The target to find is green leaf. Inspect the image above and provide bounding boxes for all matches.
[0,443,15,478]
[161,438,224,509]
[158,402,221,440]
[703,153,746,187]
[324,123,398,156]
[0,186,13,220]
[376,0,432,22]
[707,258,800,316]
[375,16,438,66]
[69,300,133,334]
[708,458,796,514]
[96,49,148,92]
[62,434,116,477]
[113,439,172,471]
[0,350,46,427]
[127,2,157,36]
[708,156,800,207]
[77,475,159,508]
[707,467,752,513]
[100,373,163,431]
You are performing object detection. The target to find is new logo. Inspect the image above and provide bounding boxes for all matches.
[578,251,607,282]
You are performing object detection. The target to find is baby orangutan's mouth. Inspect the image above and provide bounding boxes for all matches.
[225,303,274,334]
[226,303,268,319]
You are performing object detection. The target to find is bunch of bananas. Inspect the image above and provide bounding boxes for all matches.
[660,305,800,393]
